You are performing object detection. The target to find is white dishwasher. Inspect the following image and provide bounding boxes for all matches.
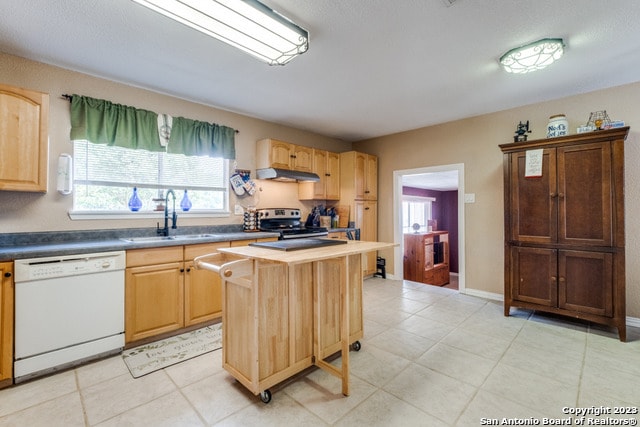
[13,251,125,382]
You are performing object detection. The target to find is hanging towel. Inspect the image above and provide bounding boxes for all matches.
[157,114,173,148]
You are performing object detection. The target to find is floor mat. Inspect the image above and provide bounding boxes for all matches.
[122,323,222,378]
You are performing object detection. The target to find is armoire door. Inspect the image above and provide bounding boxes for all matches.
[511,246,557,307]
[509,148,557,244]
[558,250,613,316]
[557,142,612,247]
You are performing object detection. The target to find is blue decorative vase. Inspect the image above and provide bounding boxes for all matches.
[180,190,192,211]
[128,187,142,212]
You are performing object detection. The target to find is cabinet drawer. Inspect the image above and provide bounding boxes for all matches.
[184,242,229,260]
[126,246,183,267]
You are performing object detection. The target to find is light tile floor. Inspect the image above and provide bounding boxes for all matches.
[1,277,639,426]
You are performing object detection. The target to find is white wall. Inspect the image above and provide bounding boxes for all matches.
[354,82,640,318]
[0,52,350,232]
[2,51,639,320]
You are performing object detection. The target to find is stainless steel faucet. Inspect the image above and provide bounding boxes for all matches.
[157,189,177,236]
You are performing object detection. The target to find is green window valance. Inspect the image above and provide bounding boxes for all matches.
[169,116,236,159]
[69,95,236,159]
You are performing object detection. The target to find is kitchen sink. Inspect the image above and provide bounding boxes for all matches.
[176,234,217,240]
[120,234,217,243]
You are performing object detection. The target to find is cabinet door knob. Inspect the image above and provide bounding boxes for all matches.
[558,193,565,199]
[180,268,185,273]
[549,192,557,198]
[3,272,11,278]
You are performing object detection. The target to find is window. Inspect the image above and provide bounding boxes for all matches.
[72,140,229,214]
[402,196,434,233]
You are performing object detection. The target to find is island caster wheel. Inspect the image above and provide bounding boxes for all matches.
[351,341,361,351]
[259,389,272,404]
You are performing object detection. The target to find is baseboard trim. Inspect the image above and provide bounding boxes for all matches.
[461,288,640,328]
[462,288,503,302]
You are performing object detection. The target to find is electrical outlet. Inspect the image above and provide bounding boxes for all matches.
[234,204,244,215]
[464,193,476,203]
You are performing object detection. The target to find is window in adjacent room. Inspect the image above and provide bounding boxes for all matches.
[402,196,435,233]
[72,140,229,215]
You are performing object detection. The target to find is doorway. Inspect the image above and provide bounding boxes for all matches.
[392,163,466,292]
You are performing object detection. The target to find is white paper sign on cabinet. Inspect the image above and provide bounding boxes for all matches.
[524,149,543,178]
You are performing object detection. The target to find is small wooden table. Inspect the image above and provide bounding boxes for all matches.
[195,240,394,403]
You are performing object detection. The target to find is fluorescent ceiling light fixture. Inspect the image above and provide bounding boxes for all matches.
[132,0,308,65]
[500,38,564,74]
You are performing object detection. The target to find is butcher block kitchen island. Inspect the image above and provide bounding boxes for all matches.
[195,239,395,403]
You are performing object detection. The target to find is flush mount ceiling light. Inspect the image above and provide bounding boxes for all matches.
[132,0,308,65]
[499,38,564,74]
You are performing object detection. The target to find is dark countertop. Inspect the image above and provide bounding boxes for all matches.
[0,226,280,261]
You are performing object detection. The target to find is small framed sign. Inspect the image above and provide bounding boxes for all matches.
[525,149,543,178]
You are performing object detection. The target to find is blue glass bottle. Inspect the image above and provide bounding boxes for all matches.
[180,189,192,211]
[128,187,143,212]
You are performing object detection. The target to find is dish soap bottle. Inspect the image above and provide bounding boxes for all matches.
[180,190,192,211]
[128,187,142,212]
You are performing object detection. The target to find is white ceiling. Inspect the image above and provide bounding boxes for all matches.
[1,0,639,142]
[403,170,459,191]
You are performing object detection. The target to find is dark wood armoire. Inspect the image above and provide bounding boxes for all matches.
[499,127,628,341]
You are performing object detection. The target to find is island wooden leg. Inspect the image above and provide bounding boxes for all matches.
[341,255,350,396]
[313,256,351,396]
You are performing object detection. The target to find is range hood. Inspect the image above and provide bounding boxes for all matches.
[256,168,320,182]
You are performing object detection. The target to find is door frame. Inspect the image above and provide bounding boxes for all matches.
[392,163,466,292]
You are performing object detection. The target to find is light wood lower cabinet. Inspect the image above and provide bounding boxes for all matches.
[0,262,13,388]
[184,243,229,327]
[125,238,277,344]
[125,247,185,343]
[355,200,377,275]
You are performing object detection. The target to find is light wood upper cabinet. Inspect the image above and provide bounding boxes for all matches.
[364,154,378,200]
[256,138,313,172]
[0,262,13,387]
[340,151,377,201]
[298,149,340,200]
[0,84,49,192]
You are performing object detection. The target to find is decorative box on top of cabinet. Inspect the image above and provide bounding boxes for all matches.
[0,83,49,192]
[1,262,14,388]
[499,127,628,341]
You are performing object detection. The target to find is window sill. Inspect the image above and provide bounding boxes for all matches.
[69,210,231,220]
